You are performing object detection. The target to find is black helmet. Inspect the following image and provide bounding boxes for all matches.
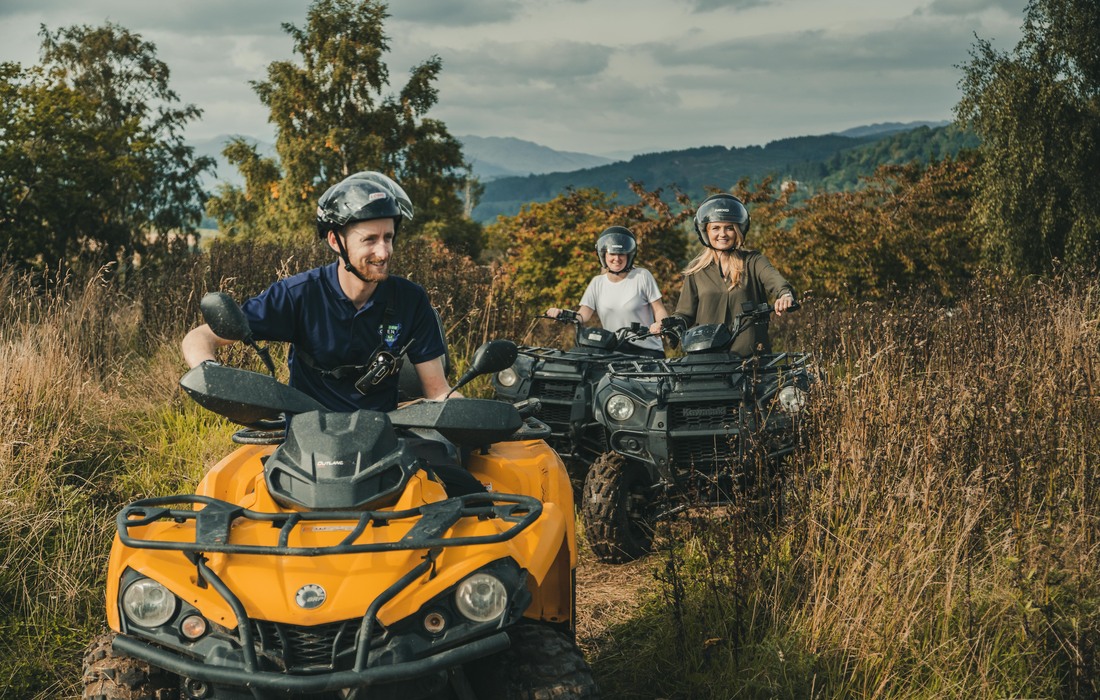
[315,171,413,240]
[595,226,637,271]
[693,193,749,248]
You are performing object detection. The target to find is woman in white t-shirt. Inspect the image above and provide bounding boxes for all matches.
[546,226,669,358]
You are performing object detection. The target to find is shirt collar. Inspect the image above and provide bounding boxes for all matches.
[323,262,389,313]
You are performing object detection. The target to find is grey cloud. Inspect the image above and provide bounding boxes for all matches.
[0,0,36,16]
[650,17,983,73]
[388,0,526,26]
[2,1,307,37]
[681,0,773,12]
[925,0,1027,16]
[441,41,614,83]
[432,65,686,155]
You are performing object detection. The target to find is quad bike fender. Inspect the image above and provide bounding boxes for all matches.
[522,533,574,626]
[192,443,275,506]
[467,440,576,562]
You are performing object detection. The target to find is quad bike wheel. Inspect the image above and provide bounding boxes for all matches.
[466,623,598,699]
[581,452,655,564]
[82,632,179,700]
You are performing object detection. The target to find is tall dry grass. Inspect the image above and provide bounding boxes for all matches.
[591,276,1100,698]
[0,264,167,695]
[3,243,1097,698]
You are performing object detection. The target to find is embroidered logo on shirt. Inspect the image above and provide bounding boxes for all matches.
[382,323,402,348]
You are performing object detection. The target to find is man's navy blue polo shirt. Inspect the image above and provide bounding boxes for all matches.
[240,263,446,412]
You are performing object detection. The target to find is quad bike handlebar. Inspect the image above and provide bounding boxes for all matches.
[651,299,803,347]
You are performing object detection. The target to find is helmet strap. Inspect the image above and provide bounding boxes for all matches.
[331,231,375,285]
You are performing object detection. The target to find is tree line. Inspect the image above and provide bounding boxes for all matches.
[1,0,1097,300]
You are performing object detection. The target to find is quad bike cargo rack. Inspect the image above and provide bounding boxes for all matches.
[118,492,543,556]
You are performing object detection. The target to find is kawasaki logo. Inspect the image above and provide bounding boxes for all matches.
[682,406,728,418]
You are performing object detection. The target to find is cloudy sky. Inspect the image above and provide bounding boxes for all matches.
[1,0,1028,158]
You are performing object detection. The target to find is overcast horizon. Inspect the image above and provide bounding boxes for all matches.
[1,0,1027,159]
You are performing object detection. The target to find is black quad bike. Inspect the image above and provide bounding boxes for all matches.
[491,310,649,491]
[581,301,813,563]
[82,293,598,699]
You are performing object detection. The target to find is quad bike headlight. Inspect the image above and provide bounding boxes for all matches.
[455,573,508,623]
[121,578,178,628]
[496,366,519,388]
[778,386,808,414]
[606,394,636,422]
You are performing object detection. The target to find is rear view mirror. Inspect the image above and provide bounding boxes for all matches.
[201,292,253,342]
[449,340,519,397]
[199,291,278,377]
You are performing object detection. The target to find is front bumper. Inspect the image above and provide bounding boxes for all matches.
[113,630,510,693]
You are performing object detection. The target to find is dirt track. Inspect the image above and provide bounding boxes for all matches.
[574,549,658,656]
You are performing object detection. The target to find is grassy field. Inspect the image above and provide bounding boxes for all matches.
[1,246,1097,698]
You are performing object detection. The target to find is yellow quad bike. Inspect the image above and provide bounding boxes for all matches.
[82,293,598,700]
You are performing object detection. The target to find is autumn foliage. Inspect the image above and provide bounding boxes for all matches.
[485,183,692,313]
[486,156,985,312]
[755,155,982,302]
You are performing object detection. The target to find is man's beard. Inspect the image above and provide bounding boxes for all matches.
[354,259,389,282]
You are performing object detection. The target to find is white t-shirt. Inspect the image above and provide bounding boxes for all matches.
[579,268,663,352]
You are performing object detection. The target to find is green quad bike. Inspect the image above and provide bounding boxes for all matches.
[82,292,598,700]
[581,301,814,563]
[491,310,649,493]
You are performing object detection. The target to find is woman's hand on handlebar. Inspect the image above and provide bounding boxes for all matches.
[656,316,687,334]
[545,308,579,322]
[774,293,798,316]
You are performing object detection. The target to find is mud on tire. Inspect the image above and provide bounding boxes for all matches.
[82,632,178,700]
[466,623,598,699]
[581,452,654,564]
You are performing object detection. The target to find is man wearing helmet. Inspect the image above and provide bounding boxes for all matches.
[182,171,452,412]
[546,226,669,358]
[648,193,795,356]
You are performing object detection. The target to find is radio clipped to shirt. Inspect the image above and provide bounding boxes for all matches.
[297,337,415,396]
[354,348,402,394]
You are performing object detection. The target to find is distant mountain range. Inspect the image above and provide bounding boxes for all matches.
[459,135,616,180]
[831,121,947,138]
[471,121,971,223]
[190,120,968,225]
[189,132,616,192]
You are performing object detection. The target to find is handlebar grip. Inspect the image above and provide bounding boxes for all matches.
[514,398,542,417]
[557,309,579,322]
[661,316,687,331]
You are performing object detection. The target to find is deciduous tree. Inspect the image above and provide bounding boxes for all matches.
[759,158,981,301]
[207,0,479,253]
[486,183,691,313]
[0,24,213,268]
[956,0,1100,273]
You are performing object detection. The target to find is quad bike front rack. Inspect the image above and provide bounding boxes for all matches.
[117,492,543,556]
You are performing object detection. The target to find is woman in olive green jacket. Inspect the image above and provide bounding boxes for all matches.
[649,193,795,356]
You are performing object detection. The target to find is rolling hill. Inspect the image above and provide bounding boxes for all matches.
[470,122,975,223]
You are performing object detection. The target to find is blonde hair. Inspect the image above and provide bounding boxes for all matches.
[683,223,746,290]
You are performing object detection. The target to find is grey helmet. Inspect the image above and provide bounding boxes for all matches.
[692,193,749,249]
[316,171,413,240]
[595,226,637,272]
